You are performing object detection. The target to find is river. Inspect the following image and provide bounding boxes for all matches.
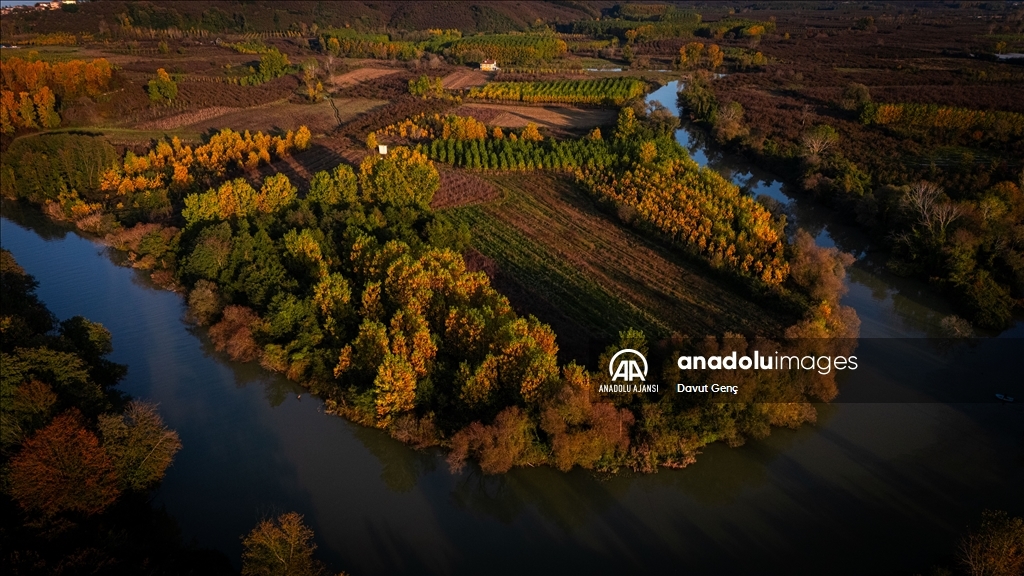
[0,83,1021,575]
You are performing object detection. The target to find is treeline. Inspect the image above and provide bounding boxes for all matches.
[0,250,223,572]
[564,15,772,42]
[861,102,1024,146]
[579,158,789,287]
[427,132,617,171]
[467,78,647,106]
[0,57,113,134]
[319,31,420,61]
[0,127,310,232]
[448,34,567,65]
[221,38,274,54]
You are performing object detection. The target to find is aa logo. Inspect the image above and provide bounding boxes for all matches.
[609,349,648,382]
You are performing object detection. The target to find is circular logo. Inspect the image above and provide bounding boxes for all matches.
[609,349,648,382]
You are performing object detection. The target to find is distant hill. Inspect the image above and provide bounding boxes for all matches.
[1,1,614,37]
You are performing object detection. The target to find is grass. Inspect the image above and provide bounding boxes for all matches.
[0,46,81,62]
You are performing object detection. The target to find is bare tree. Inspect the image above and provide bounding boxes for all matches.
[324,54,335,88]
[801,124,838,158]
[902,181,962,237]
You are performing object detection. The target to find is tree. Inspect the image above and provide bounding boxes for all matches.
[258,49,290,82]
[958,510,1024,576]
[801,124,839,158]
[639,141,658,164]
[706,44,724,69]
[241,512,331,576]
[521,122,543,141]
[901,181,962,238]
[374,353,417,427]
[9,410,121,517]
[98,401,182,492]
[32,86,60,128]
[18,92,37,128]
[840,82,871,111]
[358,147,439,209]
[302,60,324,102]
[147,68,178,104]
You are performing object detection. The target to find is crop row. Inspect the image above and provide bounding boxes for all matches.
[467,78,646,106]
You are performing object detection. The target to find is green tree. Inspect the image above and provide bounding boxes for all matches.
[147,68,178,104]
[307,165,357,209]
[258,49,290,82]
[358,147,439,210]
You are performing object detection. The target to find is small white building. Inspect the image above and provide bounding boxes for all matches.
[479,59,498,71]
[377,144,388,155]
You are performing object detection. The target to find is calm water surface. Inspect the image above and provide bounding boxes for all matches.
[0,84,1021,574]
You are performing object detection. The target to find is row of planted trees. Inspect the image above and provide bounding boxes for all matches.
[467,78,647,106]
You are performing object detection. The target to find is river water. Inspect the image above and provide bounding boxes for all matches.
[1,83,1021,575]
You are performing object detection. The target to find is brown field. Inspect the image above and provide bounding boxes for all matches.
[447,173,791,359]
[253,141,351,186]
[135,106,240,131]
[440,68,489,89]
[455,103,615,136]
[331,67,401,88]
[185,98,386,135]
[432,167,499,210]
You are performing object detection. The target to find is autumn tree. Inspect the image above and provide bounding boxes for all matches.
[9,410,121,517]
[373,353,418,427]
[147,68,178,104]
[520,122,543,142]
[958,510,1024,576]
[302,60,324,102]
[358,147,439,209]
[98,401,182,492]
[32,86,60,128]
[706,44,724,69]
[241,512,331,576]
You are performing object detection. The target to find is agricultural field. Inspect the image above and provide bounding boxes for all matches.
[455,102,616,136]
[440,68,490,89]
[180,97,385,134]
[432,167,499,210]
[330,67,401,88]
[445,173,791,357]
[467,77,647,106]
